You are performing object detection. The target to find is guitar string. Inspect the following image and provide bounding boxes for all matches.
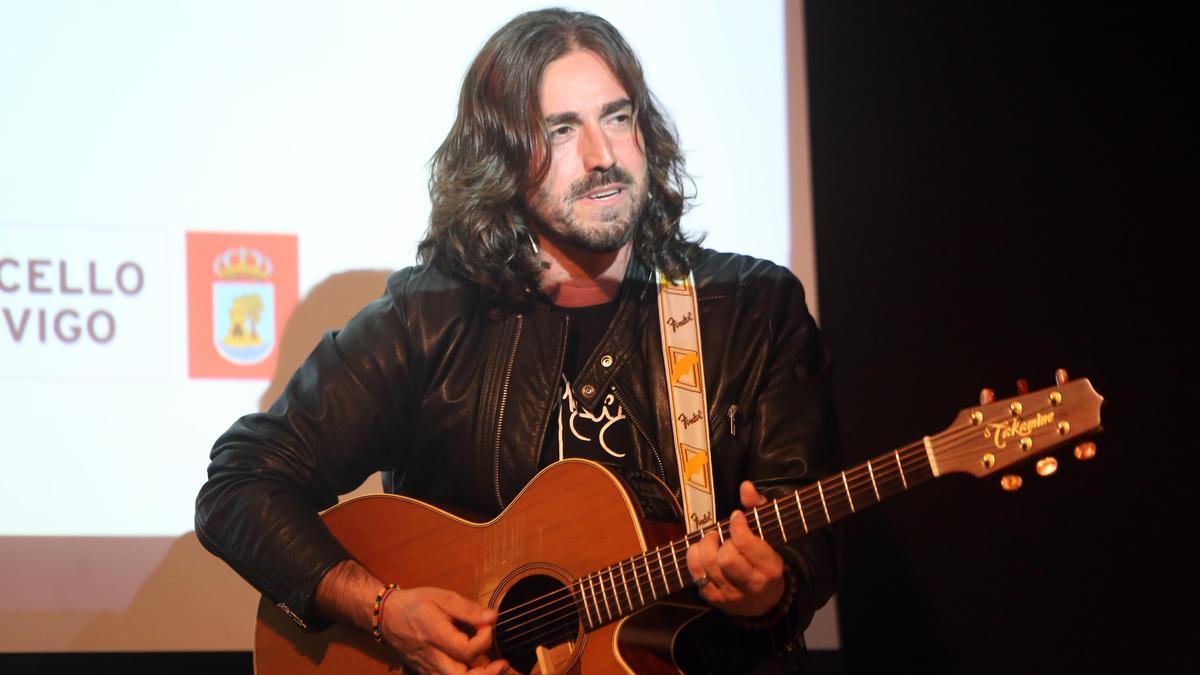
[501,425,1056,638]
[494,399,1077,647]
[495,611,572,651]
[498,618,581,657]
[500,455,971,649]
[498,438,985,649]
[493,439,934,636]
[493,460,926,645]
[497,393,1058,630]
[497,423,1009,642]
[497,426,986,645]
[495,392,1055,629]
[499,454,1062,651]
[494,462,917,650]
[494,441,925,630]
[494,453,931,645]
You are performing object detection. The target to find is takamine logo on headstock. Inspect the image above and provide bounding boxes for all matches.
[984,411,1057,449]
[931,369,1104,485]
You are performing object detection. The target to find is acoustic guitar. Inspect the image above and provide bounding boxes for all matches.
[254,375,1103,674]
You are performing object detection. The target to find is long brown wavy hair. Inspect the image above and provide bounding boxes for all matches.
[418,8,701,306]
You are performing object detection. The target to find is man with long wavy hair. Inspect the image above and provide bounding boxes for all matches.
[197,8,839,673]
[418,10,698,310]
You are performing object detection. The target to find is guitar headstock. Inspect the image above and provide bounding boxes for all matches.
[930,374,1103,481]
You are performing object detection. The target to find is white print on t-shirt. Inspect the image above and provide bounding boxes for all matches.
[555,373,627,461]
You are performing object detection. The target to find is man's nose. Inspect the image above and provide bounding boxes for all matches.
[579,122,615,172]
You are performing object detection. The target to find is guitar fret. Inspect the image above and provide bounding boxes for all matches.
[605,567,616,614]
[631,557,645,606]
[894,450,908,489]
[608,567,623,613]
[794,491,809,533]
[841,471,856,513]
[588,576,602,625]
[618,563,633,611]
[645,554,657,600]
[598,571,612,621]
[576,580,593,629]
[656,548,668,594]
[817,480,831,523]
[773,500,787,543]
[867,460,881,502]
[651,549,662,595]
[669,544,684,588]
[715,522,724,544]
[752,507,763,538]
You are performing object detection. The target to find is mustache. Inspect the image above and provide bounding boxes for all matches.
[568,166,635,200]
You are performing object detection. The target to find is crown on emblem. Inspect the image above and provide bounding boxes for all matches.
[213,246,274,281]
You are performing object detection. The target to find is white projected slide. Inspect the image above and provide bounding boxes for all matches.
[0,0,827,652]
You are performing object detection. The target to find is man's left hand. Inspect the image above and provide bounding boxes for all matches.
[685,481,786,617]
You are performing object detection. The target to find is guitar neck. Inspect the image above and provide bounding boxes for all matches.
[570,377,1103,631]
[570,443,935,630]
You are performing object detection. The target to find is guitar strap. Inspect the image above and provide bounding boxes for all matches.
[655,269,716,533]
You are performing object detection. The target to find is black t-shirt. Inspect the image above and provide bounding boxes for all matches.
[538,300,637,471]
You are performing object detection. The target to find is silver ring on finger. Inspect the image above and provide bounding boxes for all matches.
[694,574,711,589]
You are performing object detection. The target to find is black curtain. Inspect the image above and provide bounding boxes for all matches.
[805,2,1193,672]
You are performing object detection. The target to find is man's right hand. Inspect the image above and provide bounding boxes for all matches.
[380,586,506,674]
[314,559,507,674]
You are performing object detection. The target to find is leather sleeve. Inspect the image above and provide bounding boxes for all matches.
[194,278,418,623]
[743,266,842,637]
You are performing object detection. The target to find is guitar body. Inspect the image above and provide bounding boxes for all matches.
[254,460,707,674]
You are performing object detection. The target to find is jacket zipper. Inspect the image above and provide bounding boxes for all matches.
[610,385,671,494]
[534,315,570,463]
[493,315,523,510]
[706,403,738,452]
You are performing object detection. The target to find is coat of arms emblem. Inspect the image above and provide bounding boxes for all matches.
[186,231,297,379]
[212,247,275,365]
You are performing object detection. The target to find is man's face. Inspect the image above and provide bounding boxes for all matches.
[526,49,649,254]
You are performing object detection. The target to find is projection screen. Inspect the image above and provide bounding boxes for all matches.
[0,0,827,651]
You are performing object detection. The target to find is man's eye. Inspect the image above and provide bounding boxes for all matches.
[550,126,573,137]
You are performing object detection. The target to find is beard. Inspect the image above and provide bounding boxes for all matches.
[528,165,648,254]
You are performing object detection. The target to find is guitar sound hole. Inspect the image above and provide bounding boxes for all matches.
[494,573,581,674]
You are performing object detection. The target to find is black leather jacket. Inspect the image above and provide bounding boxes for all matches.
[195,248,840,663]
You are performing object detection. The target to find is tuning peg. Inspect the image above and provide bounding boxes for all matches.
[1000,474,1023,491]
[980,388,996,405]
[1016,378,1029,395]
[1055,368,1069,385]
[1036,457,1058,477]
[1073,441,1097,461]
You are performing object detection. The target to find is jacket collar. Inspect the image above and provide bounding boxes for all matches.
[559,252,655,415]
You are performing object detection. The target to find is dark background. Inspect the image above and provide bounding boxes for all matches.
[806,2,1192,673]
